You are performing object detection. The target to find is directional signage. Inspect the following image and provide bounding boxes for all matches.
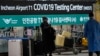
[0,1,93,15]
[0,14,89,27]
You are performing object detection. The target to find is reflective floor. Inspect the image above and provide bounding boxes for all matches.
[53,50,96,56]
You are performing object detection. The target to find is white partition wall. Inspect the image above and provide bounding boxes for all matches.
[8,39,23,56]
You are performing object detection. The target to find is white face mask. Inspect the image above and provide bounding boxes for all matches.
[48,20,50,24]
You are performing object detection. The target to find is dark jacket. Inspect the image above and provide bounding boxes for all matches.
[40,22,56,53]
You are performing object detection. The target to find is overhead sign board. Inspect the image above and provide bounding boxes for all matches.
[0,14,89,27]
[0,1,93,15]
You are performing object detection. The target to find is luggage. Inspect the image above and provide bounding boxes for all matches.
[82,37,88,46]
[55,34,65,47]
[64,38,73,47]
[62,31,71,38]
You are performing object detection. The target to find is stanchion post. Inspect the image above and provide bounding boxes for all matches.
[29,38,32,56]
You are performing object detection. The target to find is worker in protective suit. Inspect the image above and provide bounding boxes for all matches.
[84,12,100,56]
